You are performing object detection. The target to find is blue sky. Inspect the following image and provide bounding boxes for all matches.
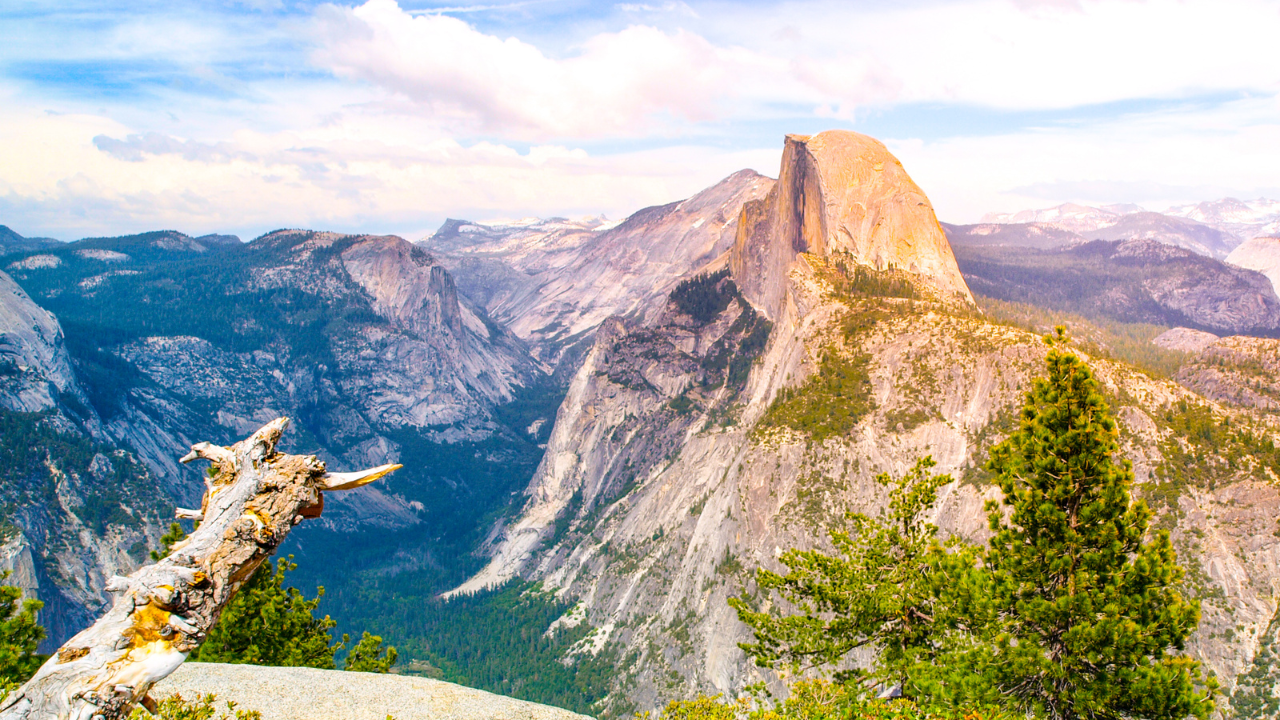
[1,0,1278,241]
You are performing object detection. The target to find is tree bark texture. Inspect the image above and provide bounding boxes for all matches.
[0,418,400,720]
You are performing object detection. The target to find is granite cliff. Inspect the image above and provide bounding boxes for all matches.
[1227,236,1280,296]
[0,268,164,648]
[731,132,971,318]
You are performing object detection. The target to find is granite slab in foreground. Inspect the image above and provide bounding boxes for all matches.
[153,662,594,720]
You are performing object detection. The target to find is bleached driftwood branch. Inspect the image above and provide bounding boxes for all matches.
[0,418,400,720]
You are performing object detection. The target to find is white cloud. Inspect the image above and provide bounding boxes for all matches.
[713,0,1280,110]
[0,99,777,240]
[313,0,774,139]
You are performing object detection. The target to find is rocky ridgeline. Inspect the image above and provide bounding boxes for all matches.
[422,170,773,370]
[459,131,1280,716]
[977,197,1280,259]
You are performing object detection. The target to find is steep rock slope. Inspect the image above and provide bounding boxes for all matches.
[955,238,1280,336]
[0,270,82,412]
[0,269,164,648]
[462,133,1280,716]
[1227,236,1280,296]
[422,170,773,369]
[731,132,971,318]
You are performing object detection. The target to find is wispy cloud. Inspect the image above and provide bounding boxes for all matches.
[617,2,698,17]
[313,0,776,139]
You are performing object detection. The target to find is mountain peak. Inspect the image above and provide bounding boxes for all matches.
[730,130,972,317]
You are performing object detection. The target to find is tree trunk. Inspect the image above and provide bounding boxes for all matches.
[0,418,400,720]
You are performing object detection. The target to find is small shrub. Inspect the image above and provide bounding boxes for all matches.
[128,693,261,720]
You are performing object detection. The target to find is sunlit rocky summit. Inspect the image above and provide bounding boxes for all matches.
[731,131,972,318]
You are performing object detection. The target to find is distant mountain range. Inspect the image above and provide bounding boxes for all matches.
[960,198,1280,260]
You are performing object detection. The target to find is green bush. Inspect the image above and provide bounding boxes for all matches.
[127,693,260,720]
[0,572,44,687]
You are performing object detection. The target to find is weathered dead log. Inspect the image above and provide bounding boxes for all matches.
[0,418,400,720]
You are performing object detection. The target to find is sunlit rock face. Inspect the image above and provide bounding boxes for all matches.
[731,131,973,319]
[1228,235,1280,296]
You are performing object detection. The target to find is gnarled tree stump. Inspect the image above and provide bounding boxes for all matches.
[0,418,400,720]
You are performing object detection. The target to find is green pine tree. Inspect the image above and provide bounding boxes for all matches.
[192,557,340,669]
[968,328,1215,720]
[343,631,398,673]
[0,572,45,687]
[149,518,396,673]
[730,457,961,697]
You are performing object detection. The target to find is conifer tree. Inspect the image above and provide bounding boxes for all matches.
[974,328,1214,720]
[192,557,340,669]
[343,631,398,673]
[0,572,45,687]
[730,457,958,697]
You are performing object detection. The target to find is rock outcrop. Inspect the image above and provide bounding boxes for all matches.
[731,131,972,318]
[1163,331,1280,412]
[0,270,82,412]
[154,663,590,720]
[1227,236,1280,296]
[1152,327,1220,354]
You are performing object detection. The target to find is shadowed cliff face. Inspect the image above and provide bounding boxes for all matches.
[731,131,973,319]
[0,270,82,412]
